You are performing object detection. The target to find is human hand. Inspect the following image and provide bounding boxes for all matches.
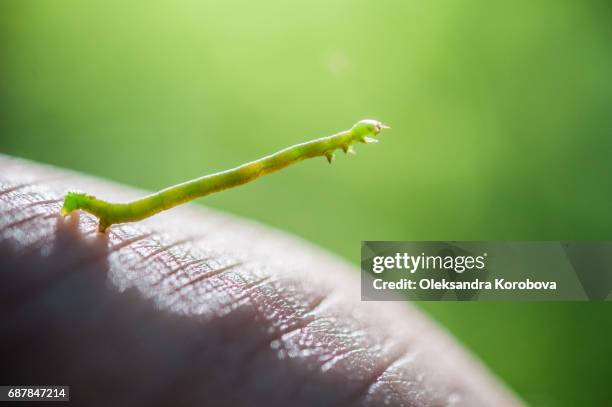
[0,154,521,406]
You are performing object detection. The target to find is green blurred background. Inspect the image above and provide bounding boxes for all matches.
[1,1,611,405]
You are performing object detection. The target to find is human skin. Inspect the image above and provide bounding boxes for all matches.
[0,154,522,407]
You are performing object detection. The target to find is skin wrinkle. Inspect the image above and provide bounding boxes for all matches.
[225,283,341,405]
[0,212,58,234]
[236,270,325,329]
[283,309,407,404]
[0,155,523,407]
[361,351,433,407]
[43,226,153,273]
[106,236,229,310]
[0,185,71,248]
[147,240,201,273]
[148,257,214,288]
[136,236,198,263]
[346,346,413,406]
[3,227,149,311]
[2,221,128,275]
[117,236,208,289]
[0,221,60,250]
[0,217,69,257]
[152,265,245,316]
[120,215,235,287]
[169,262,244,295]
[3,196,63,216]
[233,286,333,389]
[153,260,219,308]
[17,198,64,210]
[0,190,61,216]
[155,272,332,405]
[105,228,223,294]
[0,182,47,197]
[0,174,72,197]
[362,331,492,406]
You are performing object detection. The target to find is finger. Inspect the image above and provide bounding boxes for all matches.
[0,154,522,406]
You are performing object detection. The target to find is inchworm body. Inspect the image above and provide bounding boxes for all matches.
[61,119,389,232]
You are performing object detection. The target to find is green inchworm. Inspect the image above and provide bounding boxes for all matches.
[61,119,389,232]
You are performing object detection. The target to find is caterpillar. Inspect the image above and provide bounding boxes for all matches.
[61,119,389,232]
